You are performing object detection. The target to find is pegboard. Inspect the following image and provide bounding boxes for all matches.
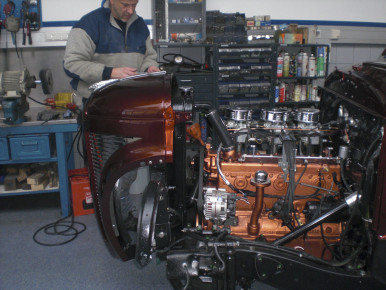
[0,0,42,30]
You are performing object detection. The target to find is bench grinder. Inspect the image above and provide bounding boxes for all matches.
[0,68,53,124]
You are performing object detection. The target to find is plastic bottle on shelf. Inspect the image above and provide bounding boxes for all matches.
[317,54,325,77]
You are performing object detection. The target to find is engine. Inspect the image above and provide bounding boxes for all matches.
[83,62,386,289]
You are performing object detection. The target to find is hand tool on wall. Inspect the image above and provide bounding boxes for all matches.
[26,19,31,44]
[28,0,40,31]
[21,0,31,45]
[3,1,19,46]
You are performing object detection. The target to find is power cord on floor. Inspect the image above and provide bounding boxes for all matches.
[32,211,87,246]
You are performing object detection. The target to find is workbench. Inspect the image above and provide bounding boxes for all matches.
[0,108,78,216]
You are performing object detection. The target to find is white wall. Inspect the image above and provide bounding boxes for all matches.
[41,0,152,22]
[207,0,386,23]
[40,0,386,23]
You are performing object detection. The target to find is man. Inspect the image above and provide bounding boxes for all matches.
[63,0,160,106]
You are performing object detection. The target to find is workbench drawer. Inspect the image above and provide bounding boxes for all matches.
[9,134,53,160]
[0,137,10,161]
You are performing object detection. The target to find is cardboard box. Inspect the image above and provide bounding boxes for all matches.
[297,27,309,44]
[69,168,94,216]
[278,33,303,44]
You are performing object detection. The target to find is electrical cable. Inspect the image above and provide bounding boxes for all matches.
[30,103,86,246]
[162,53,201,65]
[214,245,226,273]
[340,158,353,194]
[318,195,341,260]
[216,143,249,204]
[181,263,190,290]
[32,211,86,246]
[156,237,188,254]
[27,95,82,115]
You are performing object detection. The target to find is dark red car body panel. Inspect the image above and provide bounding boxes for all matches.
[84,73,175,260]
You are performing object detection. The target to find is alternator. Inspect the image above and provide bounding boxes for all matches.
[203,188,236,223]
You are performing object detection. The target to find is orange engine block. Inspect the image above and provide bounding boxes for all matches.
[204,153,343,259]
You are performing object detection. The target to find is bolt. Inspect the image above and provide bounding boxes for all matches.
[255,170,268,183]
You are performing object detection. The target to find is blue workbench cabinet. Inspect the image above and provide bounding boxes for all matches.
[0,108,78,216]
[0,137,10,161]
[9,134,54,160]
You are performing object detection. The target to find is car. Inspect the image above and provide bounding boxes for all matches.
[82,52,386,289]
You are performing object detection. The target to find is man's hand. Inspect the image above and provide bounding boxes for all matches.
[147,66,161,73]
[111,67,137,79]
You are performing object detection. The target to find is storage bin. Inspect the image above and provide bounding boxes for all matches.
[9,134,53,160]
[0,137,10,161]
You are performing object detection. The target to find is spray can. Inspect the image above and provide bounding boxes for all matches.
[277,53,284,77]
[279,82,285,103]
[301,82,307,101]
[289,82,295,101]
[317,54,325,77]
[289,54,296,77]
[296,50,304,77]
[285,83,290,101]
[314,80,320,101]
[283,52,290,77]
[294,83,301,102]
[308,54,316,77]
[309,80,318,101]
[301,52,308,77]
[275,84,279,103]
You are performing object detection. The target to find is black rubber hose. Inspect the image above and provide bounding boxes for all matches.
[340,158,353,193]
[195,103,234,151]
[206,109,234,151]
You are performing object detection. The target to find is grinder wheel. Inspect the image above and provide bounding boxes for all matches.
[39,69,53,95]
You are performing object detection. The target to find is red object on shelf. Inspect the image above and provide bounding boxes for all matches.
[68,168,94,216]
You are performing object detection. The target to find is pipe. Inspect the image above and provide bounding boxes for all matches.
[273,192,360,246]
[195,103,234,153]
[248,171,270,236]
